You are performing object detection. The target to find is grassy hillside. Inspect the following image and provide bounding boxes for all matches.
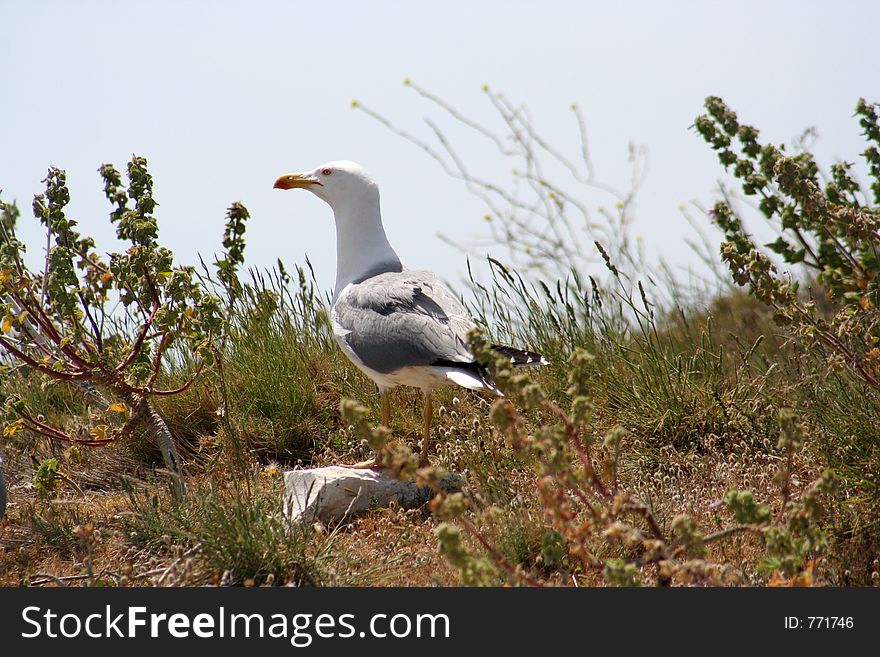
[0,255,876,586]
[1,95,878,586]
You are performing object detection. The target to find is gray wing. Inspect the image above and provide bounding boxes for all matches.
[331,270,476,374]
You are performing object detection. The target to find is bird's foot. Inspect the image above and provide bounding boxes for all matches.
[344,458,384,469]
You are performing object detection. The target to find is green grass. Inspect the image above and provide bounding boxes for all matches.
[157,266,371,463]
[124,472,339,586]
[25,501,90,559]
[2,254,878,586]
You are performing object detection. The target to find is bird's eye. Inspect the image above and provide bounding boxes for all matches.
[322,168,332,176]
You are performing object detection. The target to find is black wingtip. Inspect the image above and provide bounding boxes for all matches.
[490,344,549,367]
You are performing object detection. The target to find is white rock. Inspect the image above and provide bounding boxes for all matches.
[283,465,459,524]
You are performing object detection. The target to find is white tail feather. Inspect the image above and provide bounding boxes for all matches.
[439,367,502,395]
[443,369,488,390]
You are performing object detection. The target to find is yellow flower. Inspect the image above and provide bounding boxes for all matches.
[90,424,108,441]
[3,419,23,437]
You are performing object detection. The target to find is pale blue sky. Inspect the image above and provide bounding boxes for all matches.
[2,1,878,292]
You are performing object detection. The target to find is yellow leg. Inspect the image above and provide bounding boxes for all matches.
[420,392,433,465]
[346,389,391,469]
[381,389,391,427]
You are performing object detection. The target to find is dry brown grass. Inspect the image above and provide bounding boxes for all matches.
[0,416,860,587]
[0,466,455,587]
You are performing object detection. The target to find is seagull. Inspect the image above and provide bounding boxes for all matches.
[274,161,547,463]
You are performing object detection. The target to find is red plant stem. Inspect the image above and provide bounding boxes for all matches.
[457,516,544,588]
[19,408,117,447]
[147,332,171,388]
[543,402,666,541]
[624,499,666,542]
[820,332,880,389]
[12,288,63,345]
[15,287,94,370]
[544,401,610,498]
[76,289,103,353]
[151,361,204,396]
[569,486,602,522]
[702,525,754,545]
[17,410,75,442]
[792,303,880,389]
[778,442,794,522]
[18,287,91,371]
[0,336,87,381]
[68,438,117,447]
[115,301,159,373]
[15,322,58,361]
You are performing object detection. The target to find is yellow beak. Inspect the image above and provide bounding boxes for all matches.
[273,173,322,190]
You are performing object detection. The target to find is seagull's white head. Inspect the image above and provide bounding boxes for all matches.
[273,160,378,209]
[274,160,399,295]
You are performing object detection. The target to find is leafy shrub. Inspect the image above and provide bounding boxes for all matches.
[695,96,880,542]
[428,331,834,586]
[0,158,249,496]
[694,97,880,391]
